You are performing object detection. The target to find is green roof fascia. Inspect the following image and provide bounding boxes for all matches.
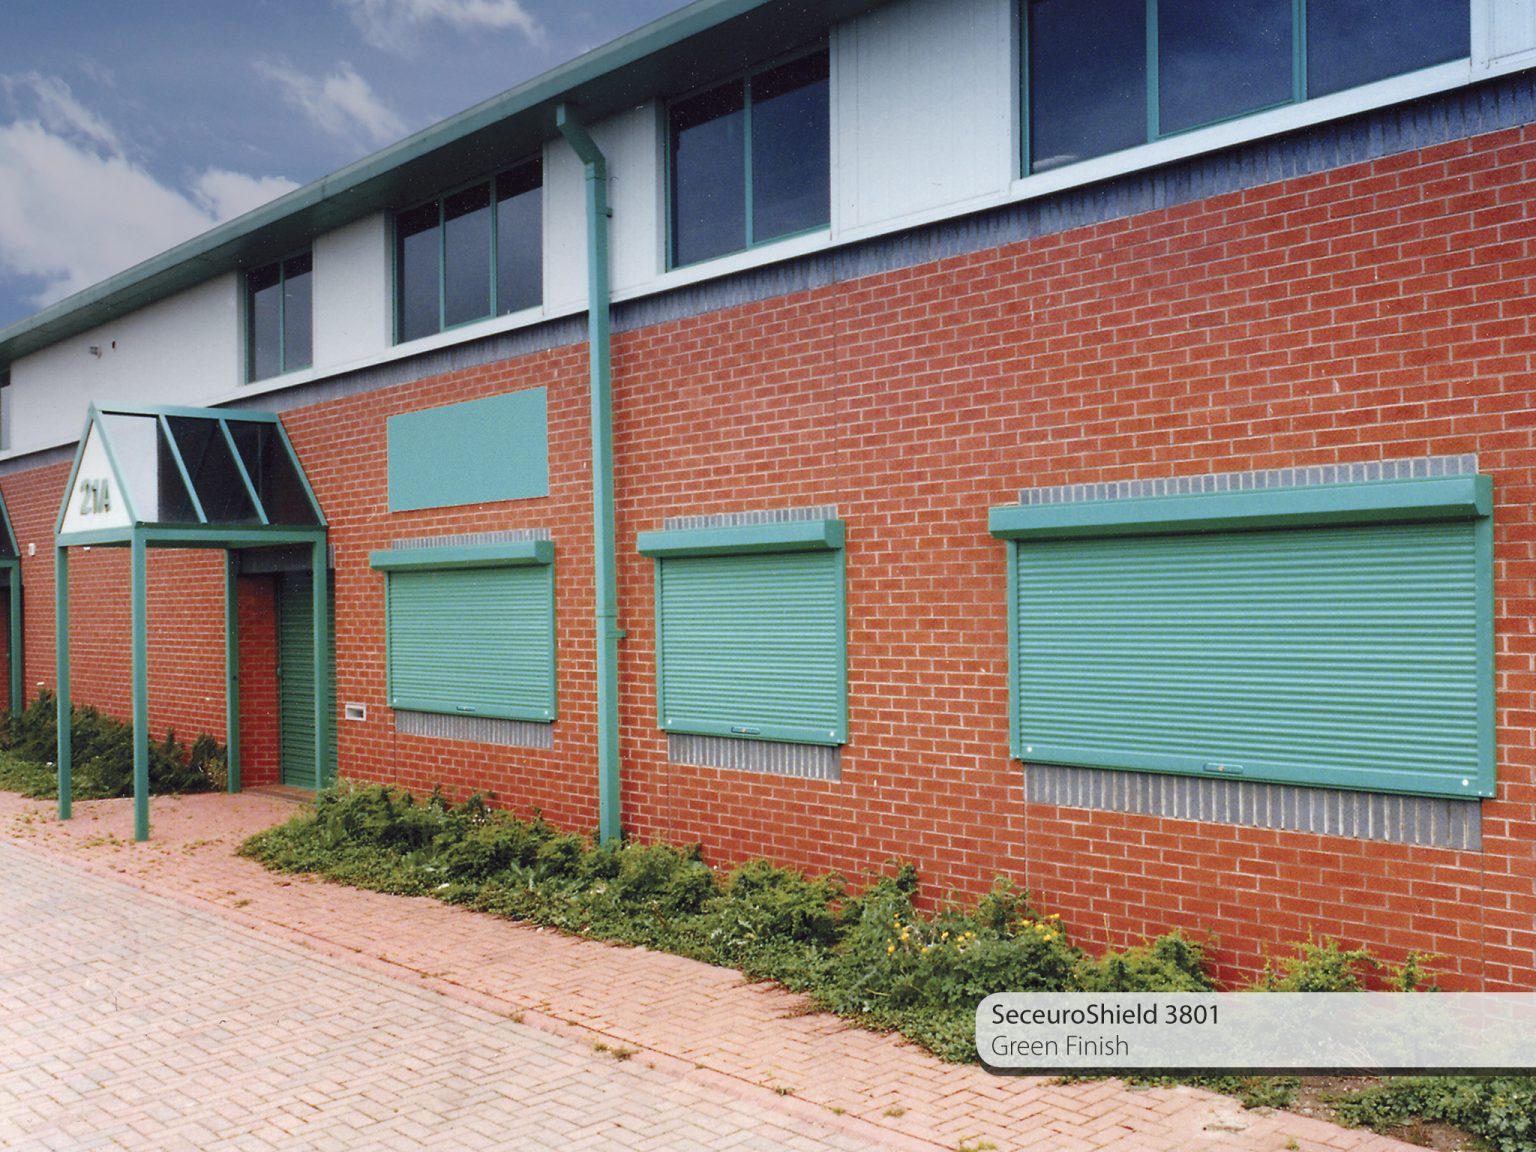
[637,518,844,557]
[0,0,887,368]
[370,540,554,570]
[988,476,1492,541]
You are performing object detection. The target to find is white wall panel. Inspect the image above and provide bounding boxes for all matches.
[314,212,390,366]
[544,101,663,314]
[8,275,239,453]
[1474,0,1536,72]
[834,0,1014,238]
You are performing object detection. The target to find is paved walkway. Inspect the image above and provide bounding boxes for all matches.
[0,790,1423,1152]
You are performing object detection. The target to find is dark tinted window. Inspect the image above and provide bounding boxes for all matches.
[1308,0,1468,97]
[443,184,492,328]
[166,417,259,524]
[281,253,312,371]
[496,163,542,315]
[228,420,321,526]
[1028,0,1147,172]
[671,81,746,266]
[751,52,830,243]
[247,261,282,382]
[397,201,440,343]
[1159,0,1292,134]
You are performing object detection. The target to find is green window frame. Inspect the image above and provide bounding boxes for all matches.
[989,476,1495,799]
[666,47,831,270]
[246,252,313,382]
[637,519,847,745]
[394,159,542,344]
[369,540,556,722]
[1022,0,1472,176]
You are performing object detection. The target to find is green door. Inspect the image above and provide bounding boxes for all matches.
[278,572,335,789]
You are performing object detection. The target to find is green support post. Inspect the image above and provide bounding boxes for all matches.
[6,568,20,717]
[225,551,241,792]
[556,104,622,846]
[55,547,70,821]
[311,539,330,790]
[131,534,149,842]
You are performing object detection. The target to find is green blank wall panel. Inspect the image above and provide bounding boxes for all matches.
[1007,515,1493,799]
[386,564,555,721]
[656,548,846,746]
[387,389,548,512]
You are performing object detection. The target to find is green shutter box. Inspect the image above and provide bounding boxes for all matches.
[642,520,846,746]
[991,478,1494,800]
[373,546,556,723]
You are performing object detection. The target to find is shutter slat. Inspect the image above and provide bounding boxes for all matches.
[1014,519,1482,796]
[658,549,844,744]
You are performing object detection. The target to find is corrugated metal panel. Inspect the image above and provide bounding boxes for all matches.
[386,565,555,721]
[1014,520,1482,798]
[1025,763,1480,849]
[278,573,336,790]
[668,733,841,780]
[658,549,844,745]
[395,710,552,749]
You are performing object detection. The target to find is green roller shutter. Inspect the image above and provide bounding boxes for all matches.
[385,564,555,721]
[655,547,846,745]
[278,572,336,790]
[1008,517,1492,798]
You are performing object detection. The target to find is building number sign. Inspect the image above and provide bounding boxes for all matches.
[77,478,112,516]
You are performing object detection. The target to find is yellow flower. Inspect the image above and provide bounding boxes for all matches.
[887,942,896,954]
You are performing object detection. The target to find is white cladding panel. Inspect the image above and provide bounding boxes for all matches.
[834,0,1014,237]
[1476,0,1536,70]
[314,212,390,367]
[58,421,131,534]
[543,101,663,313]
[7,274,239,455]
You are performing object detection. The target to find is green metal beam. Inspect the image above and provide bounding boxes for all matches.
[4,562,20,717]
[54,548,70,821]
[311,538,331,790]
[131,533,149,842]
[225,552,241,793]
[556,104,622,846]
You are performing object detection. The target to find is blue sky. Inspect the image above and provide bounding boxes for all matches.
[0,0,685,332]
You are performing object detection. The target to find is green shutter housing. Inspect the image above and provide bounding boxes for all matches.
[989,477,1494,799]
[638,520,847,746]
[370,542,556,722]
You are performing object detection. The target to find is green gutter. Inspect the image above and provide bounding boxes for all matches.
[556,105,623,846]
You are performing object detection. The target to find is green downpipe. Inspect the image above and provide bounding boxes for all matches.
[556,104,623,845]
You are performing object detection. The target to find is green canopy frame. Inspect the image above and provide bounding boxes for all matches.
[0,493,22,717]
[53,403,329,841]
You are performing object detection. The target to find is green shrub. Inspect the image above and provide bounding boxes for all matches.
[0,690,224,799]
[1074,932,1213,992]
[1333,1076,1536,1152]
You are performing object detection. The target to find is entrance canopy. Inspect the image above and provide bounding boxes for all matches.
[54,404,329,840]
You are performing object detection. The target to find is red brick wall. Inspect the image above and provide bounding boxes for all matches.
[4,121,1533,989]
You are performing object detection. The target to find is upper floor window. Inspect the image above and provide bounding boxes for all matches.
[395,159,542,344]
[247,253,313,382]
[1025,0,1470,174]
[668,49,830,269]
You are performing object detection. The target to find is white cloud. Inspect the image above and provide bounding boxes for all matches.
[256,60,408,150]
[0,76,297,310]
[336,0,544,55]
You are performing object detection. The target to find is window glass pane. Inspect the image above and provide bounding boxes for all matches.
[1028,0,1148,172]
[228,421,321,526]
[97,413,178,522]
[247,262,281,381]
[1307,0,1468,98]
[1159,0,1292,135]
[396,201,440,342]
[166,417,260,524]
[443,184,492,329]
[671,81,746,266]
[751,51,829,243]
[496,163,542,315]
[281,253,313,372]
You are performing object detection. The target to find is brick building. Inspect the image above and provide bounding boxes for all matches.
[1,0,1533,988]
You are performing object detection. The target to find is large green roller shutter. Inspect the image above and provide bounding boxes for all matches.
[656,548,845,745]
[278,572,336,790]
[1010,518,1490,798]
[385,564,555,721]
